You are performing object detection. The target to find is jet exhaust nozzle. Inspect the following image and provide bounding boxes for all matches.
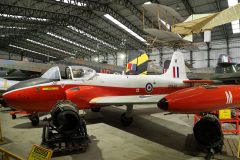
[193,114,223,150]
[51,101,85,135]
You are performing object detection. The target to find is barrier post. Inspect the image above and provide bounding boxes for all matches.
[0,147,24,160]
[0,117,5,144]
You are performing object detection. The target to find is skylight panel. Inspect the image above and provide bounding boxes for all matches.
[47,32,96,52]
[0,25,27,29]
[227,0,240,34]
[9,44,56,58]
[55,0,86,7]
[26,39,75,56]
[0,14,48,21]
[104,14,147,43]
[67,26,117,50]
[228,0,238,7]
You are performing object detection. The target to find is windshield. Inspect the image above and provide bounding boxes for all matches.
[41,66,61,80]
[66,66,96,80]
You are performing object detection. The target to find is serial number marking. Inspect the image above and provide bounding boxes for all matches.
[168,85,178,88]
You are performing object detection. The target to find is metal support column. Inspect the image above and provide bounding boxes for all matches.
[190,51,193,67]
[20,51,23,61]
[159,48,163,67]
[8,52,11,60]
[207,42,210,67]
[226,38,230,55]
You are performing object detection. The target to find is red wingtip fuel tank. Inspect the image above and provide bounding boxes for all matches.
[158,85,240,113]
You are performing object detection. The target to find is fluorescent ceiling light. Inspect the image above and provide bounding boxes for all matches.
[9,44,56,58]
[47,32,96,53]
[94,57,99,62]
[26,39,75,56]
[0,14,48,21]
[67,25,117,50]
[55,0,86,7]
[104,14,146,42]
[227,0,240,34]
[120,54,125,59]
[0,25,27,29]
[144,2,152,4]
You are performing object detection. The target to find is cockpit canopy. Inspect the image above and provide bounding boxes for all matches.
[41,66,96,80]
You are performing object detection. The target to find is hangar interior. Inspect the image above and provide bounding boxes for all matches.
[0,0,239,68]
[1,0,240,160]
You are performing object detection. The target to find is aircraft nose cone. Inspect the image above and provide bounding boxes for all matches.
[158,98,168,111]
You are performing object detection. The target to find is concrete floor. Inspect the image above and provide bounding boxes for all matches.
[0,105,237,160]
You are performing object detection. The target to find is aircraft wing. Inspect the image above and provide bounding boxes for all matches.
[172,3,240,35]
[211,72,240,84]
[172,14,217,35]
[0,59,53,73]
[202,3,240,30]
[142,3,184,25]
[183,80,218,84]
[144,28,188,42]
[89,95,166,105]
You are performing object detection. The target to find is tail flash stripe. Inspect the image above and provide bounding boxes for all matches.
[177,66,179,78]
[173,67,176,78]
[228,91,232,104]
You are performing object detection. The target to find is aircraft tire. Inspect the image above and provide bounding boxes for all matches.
[91,108,101,112]
[30,115,39,126]
[12,114,16,119]
[120,113,133,126]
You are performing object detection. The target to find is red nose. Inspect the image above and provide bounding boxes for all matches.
[2,91,22,109]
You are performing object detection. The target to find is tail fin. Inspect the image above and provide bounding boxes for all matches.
[126,51,149,75]
[163,51,187,79]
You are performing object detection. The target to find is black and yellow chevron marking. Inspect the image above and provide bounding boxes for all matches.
[126,53,148,75]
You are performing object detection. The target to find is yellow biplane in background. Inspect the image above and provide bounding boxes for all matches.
[142,3,240,49]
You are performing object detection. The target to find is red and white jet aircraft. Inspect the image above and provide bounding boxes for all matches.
[3,51,209,126]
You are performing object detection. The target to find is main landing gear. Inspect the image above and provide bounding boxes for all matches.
[120,105,133,126]
[10,111,38,125]
[91,107,101,112]
[29,113,39,126]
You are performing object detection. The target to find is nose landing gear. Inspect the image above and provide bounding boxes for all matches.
[120,105,133,126]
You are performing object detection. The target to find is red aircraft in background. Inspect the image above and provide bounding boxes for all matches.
[157,85,240,113]
[157,84,240,152]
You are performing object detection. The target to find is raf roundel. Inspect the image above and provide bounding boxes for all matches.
[145,83,153,93]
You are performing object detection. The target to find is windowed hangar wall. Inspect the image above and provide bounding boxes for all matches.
[2,37,240,70]
[148,37,240,69]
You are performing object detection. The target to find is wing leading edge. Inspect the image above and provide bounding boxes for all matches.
[89,95,167,105]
